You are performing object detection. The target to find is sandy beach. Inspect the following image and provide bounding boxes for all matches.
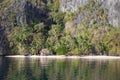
[5,55,120,59]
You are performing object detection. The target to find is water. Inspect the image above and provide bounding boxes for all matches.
[0,57,120,80]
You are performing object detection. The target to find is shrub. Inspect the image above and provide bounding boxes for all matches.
[56,46,67,55]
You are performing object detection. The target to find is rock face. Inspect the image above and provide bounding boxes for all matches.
[0,27,8,56]
[1,0,120,27]
[1,0,119,28]
[12,0,27,26]
[0,0,49,28]
[60,0,120,27]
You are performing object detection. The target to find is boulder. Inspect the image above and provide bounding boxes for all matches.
[39,48,49,56]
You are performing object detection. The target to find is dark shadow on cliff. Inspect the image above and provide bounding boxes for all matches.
[25,1,52,30]
[0,26,10,56]
[0,0,3,3]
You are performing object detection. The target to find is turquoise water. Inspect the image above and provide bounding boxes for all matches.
[0,57,120,80]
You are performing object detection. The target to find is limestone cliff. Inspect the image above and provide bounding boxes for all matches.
[60,0,120,27]
[0,0,49,55]
[0,0,120,55]
[0,0,120,29]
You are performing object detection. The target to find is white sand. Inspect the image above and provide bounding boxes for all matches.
[6,55,66,58]
[5,55,120,59]
[80,56,120,59]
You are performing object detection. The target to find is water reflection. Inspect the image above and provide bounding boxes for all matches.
[0,57,9,80]
[0,57,120,80]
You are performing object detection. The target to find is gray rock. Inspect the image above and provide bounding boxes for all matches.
[11,0,27,26]
[39,49,49,56]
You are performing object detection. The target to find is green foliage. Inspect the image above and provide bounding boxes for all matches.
[48,0,65,25]
[64,12,75,21]
[5,0,120,56]
[56,46,67,55]
[46,24,63,54]
[7,0,66,55]
[8,23,45,55]
[71,48,80,55]
[75,28,92,55]
[104,27,120,55]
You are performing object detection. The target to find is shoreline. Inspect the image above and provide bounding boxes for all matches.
[5,55,120,59]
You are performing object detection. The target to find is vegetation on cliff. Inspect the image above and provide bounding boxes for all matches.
[0,0,120,55]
